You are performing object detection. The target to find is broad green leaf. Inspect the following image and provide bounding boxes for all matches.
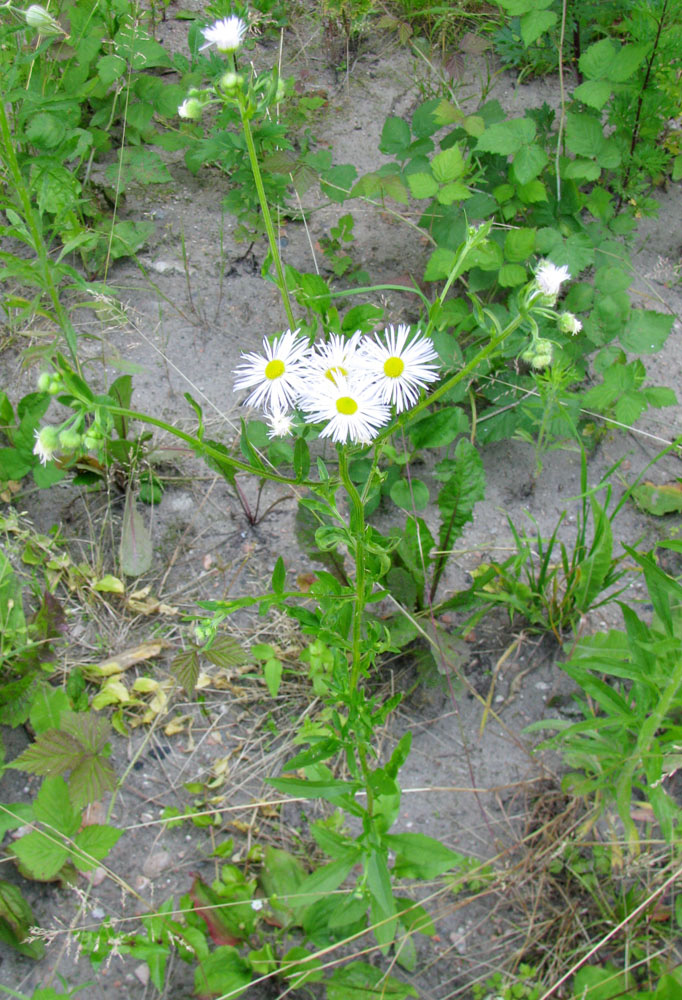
[408,407,468,449]
[406,171,438,199]
[29,685,69,736]
[620,310,673,354]
[609,43,649,83]
[13,830,68,881]
[520,9,556,46]
[97,53,127,84]
[564,157,602,181]
[437,181,471,203]
[498,263,527,286]
[105,148,172,186]
[72,824,123,871]
[34,777,79,838]
[259,846,306,925]
[423,248,456,281]
[579,38,617,80]
[327,962,417,1000]
[513,143,548,184]
[390,478,429,511]
[379,116,411,157]
[320,163,357,202]
[383,832,465,878]
[476,117,535,156]
[25,113,64,150]
[573,79,613,110]
[504,227,536,262]
[431,145,465,183]
[204,636,247,671]
[193,945,252,997]
[295,855,360,909]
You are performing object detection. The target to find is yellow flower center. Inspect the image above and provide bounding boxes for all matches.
[325,365,347,382]
[383,356,404,379]
[265,359,285,380]
[336,396,358,416]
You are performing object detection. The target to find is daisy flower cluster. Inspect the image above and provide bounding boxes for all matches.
[233,326,440,446]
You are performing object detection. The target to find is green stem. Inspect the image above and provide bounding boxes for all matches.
[0,99,79,367]
[338,448,367,696]
[239,105,296,330]
[101,403,319,488]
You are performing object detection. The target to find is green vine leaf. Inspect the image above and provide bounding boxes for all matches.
[171,647,200,695]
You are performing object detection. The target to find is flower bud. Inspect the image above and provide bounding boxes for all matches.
[178,98,204,120]
[33,425,59,465]
[522,338,553,370]
[58,427,82,451]
[219,71,243,95]
[37,372,52,393]
[558,311,582,336]
[25,4,62,37]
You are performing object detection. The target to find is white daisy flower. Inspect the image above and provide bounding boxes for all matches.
[535,260,571,298]
[233,329,310,412]
[266,409,294,439]
[298,332,364,403]
[300,374,390,445]
[200,16,247,53]
[360,324,439,412]
[33,426,59,465]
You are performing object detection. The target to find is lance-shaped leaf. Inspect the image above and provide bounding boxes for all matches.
[120,490,152,577]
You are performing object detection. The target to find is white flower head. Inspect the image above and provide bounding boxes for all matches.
[233,329,310,412]
[33,426,59,465]
[535,260,571,298]
[266,409,294,439]
[251,899,264,912]
[300,374,391,446]
[200,16,247,53]
[298,332,364,403]
[360,324,439,413]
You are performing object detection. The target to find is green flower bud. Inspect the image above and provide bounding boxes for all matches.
[33,425,59,465]
[25,4,62,36]
[37,372,52,393]
[219,71,243,95]
[558,311,582,336]
[178,97,204,120]
[58,427,83,451]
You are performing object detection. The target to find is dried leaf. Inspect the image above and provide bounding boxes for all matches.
[120,491,152,577]
[86,640,171,677]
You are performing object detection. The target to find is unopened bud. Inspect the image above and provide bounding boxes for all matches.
[25,4,62,37]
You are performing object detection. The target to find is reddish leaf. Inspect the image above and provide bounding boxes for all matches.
[189,877,243,946]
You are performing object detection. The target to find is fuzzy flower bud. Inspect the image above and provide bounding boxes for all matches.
[178,97,204,120]
[33,425,59,465]
[25,4,62,36]
[58,427,82,452]
[219,71,243,95]
[558,311,582,336]
[522,338,553,370]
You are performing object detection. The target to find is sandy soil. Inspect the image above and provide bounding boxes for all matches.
[1,6,681,999]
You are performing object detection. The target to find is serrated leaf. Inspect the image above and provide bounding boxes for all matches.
[620,310,673,354]
[72,824,123,871]
[327,962,417,1000]
[476,117,535,155]
[573,79,613,110]
[12,830,69,881]
[423,247,457,281]
[34,777,79,837]
[171,647,200,695]
[512,143,548,185]
[204,636,247,671]
[431,145,465,183]
[406,171,438,199]
[437,440,485,555]
[520,8,556,46]
[10,730,85,777]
